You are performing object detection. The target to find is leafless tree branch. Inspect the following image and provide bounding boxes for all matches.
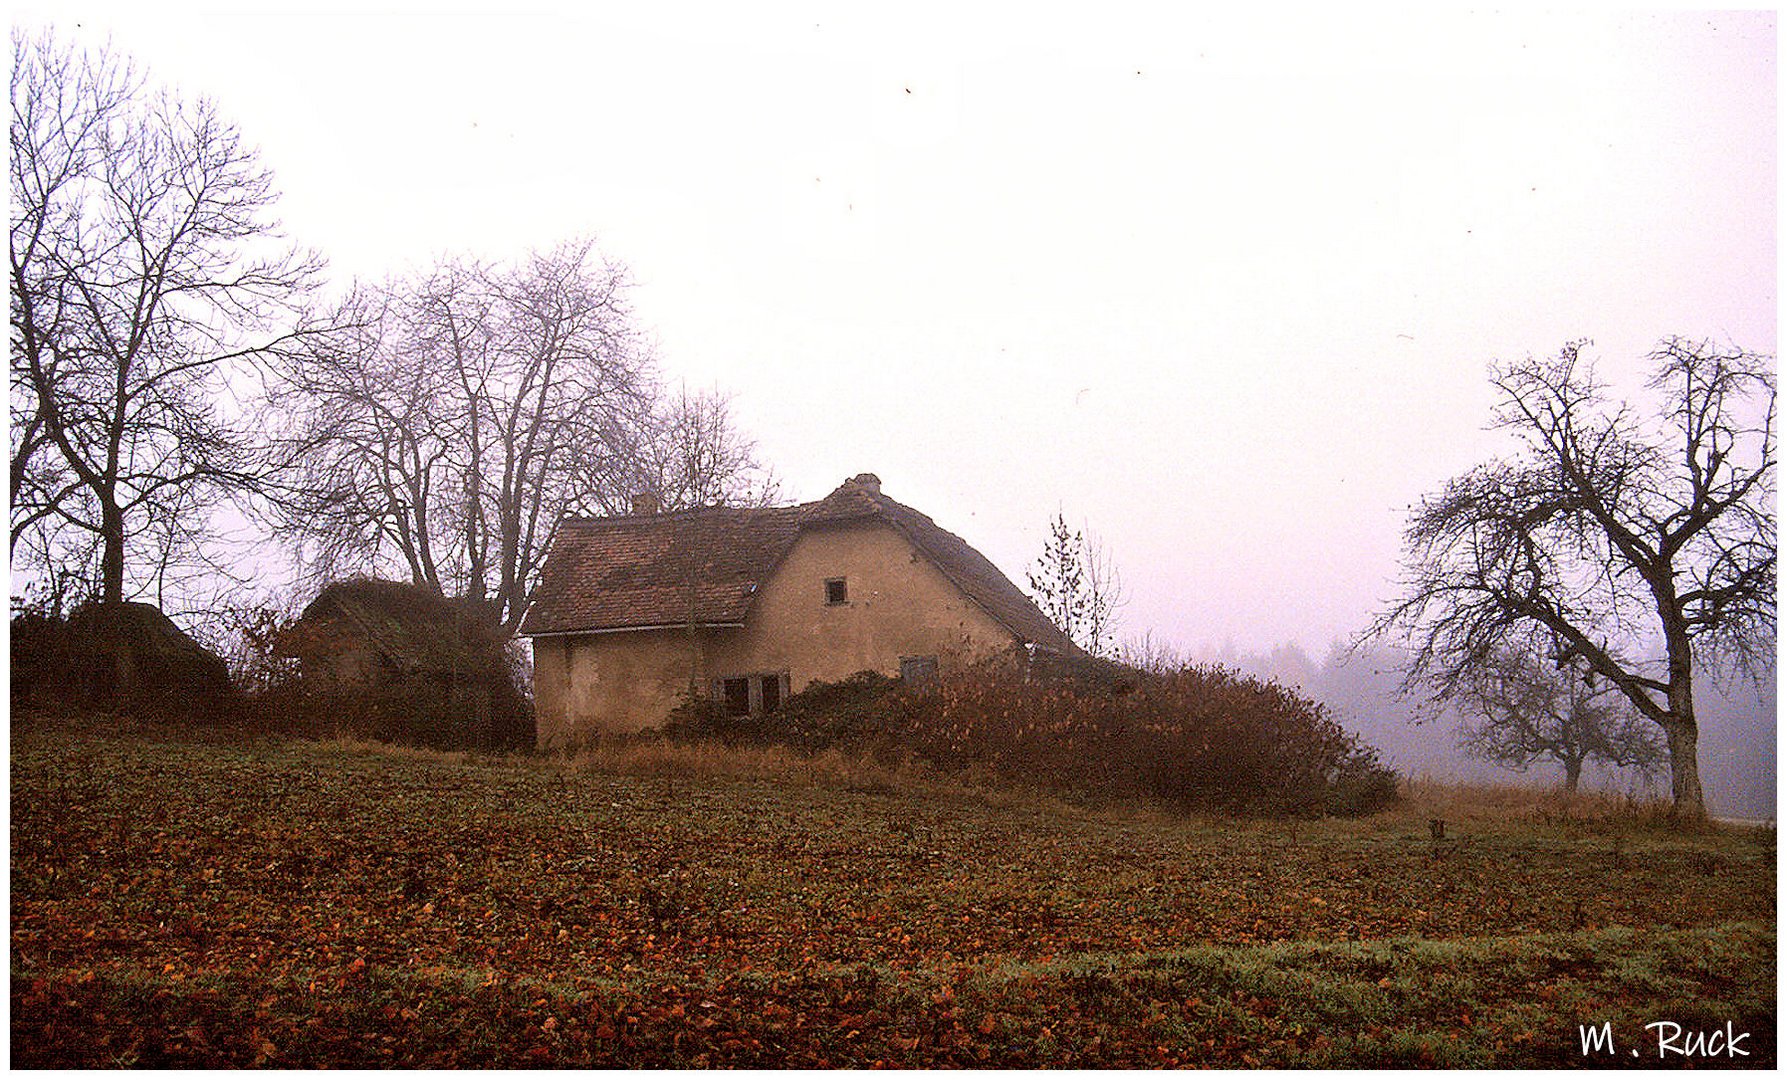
[264,240,776,633]
[1364,337,1774,820]
[9,29,323,607]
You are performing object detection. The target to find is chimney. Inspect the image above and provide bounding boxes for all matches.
[631,492,660,516]
[850,473,882,494]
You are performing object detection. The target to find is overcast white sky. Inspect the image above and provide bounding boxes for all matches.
[17,4,1777,657]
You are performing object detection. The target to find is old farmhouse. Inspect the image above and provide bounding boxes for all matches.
[519,474,1078,747]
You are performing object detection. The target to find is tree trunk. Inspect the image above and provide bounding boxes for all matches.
[1662,720,1707,822]
[1660,631,1707,823]
[1562,755,1582,795]
[100,501,126,605]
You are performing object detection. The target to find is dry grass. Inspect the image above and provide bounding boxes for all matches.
[550,737,1086,816]
[560,738,924,789]
[313,730,1000,800]
[310,730,1193,827]
[1396,775,1678,828]
[310,732,1724,835]
[313,735,477,768]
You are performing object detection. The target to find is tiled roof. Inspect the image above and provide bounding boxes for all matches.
[519,506,802,636]
[519,476,1081,655]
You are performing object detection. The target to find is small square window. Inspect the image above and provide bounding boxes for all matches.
[824,577,848,605]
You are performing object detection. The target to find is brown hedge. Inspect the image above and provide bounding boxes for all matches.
[671,660,1398,817]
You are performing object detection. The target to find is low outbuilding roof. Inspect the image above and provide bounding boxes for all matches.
[277,578,495,675]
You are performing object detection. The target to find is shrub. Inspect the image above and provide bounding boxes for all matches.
[663,670,906,754]
[666,660,1399,817]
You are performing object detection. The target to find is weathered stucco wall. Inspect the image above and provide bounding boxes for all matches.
[706,521,1017,686]
[532,627,709,748]
[531,521,1020,747]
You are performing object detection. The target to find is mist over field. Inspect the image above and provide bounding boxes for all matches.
[1204,641,1776,821]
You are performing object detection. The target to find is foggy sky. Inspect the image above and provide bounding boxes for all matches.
[14,8,1776,669]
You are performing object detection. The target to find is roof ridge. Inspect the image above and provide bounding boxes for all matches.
[561,503,799,526]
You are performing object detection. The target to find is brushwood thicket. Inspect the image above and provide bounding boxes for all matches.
[668,661,1399,817]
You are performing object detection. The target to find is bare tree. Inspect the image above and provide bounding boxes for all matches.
[472,242,656,624]
[638,384,782,511]
[1081,530,1126,660]
[1028,513,1126,657]
[270,240,774,632]
[1117,629,1190,676]
[1369,338,1774,820]
[1454,642,1666,793]
[267,285,456,591]
[9,30,323,607]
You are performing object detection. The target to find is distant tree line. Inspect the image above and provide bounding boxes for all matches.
[10,29,774,631]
